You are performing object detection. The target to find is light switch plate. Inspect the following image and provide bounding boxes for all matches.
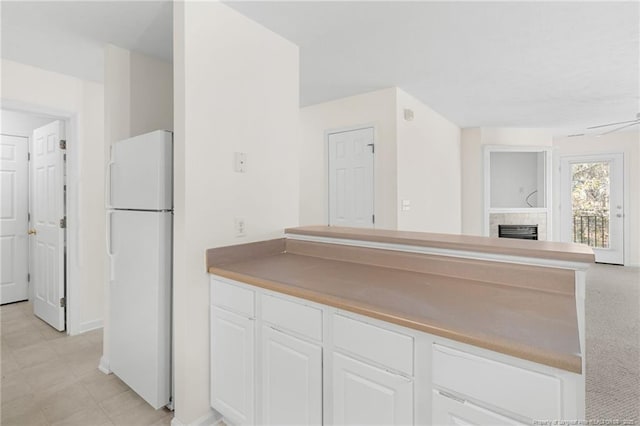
[234,152,247,173]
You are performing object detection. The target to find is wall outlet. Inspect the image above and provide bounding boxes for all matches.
[234,152,247,173]
[235,217,246,237]
[401,199,411,211]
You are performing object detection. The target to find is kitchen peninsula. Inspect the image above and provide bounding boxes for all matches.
[206,226,594,425]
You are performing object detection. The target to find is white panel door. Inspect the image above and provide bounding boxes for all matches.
[109,130,172,210]
[109,210,171,409]
[432,391,527,426]
[332,352,413,426]
[31,121,65,330]
[0,134,29,304]
[328,128,374,228]
[560,154,624,264]
[211,305,255,425]
[262,326,322,425]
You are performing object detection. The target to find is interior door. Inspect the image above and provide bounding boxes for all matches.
[0,134,29,304]
[328,127,375,228]
[560,154,624,264]
[31,120,66,330]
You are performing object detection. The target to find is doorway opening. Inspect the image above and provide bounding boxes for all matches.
[560,153,625,265]
[1,108,68,331]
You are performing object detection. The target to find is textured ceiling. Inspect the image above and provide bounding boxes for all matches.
[2,1,638,131]
[226,1,640,130]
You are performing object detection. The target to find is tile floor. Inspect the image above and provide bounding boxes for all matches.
[1,301,173,426]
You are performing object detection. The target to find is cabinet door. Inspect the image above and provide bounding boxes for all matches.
[332,353,413,425]
[262,326,322,425]
[210,306,255,425]
[432,390,527,426]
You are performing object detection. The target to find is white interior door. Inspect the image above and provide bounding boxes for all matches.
[1,134,29,304]
[328,127,375,228]
[560,154,624,264]
[31,120,66,330]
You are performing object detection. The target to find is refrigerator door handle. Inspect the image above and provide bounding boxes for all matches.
[106,211,115,280]
[105,158,115,208]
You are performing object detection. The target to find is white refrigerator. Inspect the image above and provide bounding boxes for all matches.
[107,130,172,409]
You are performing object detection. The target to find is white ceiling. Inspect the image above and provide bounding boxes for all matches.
[1,1,172,83]
[2,1,638,131]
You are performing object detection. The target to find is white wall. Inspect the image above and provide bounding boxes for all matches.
[299,88,398,228]
[101,45,174,373]
[1,59,105,334]
[1,109,56,136]
[173,1,300,423]
[490,152,540,208]
[461,127,554,235]
[553,131,640,266]
[395,89,461,233]
[299,87,462,233]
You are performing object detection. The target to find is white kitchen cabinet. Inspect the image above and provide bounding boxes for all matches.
[432,390,527,426]
[210,305,255,425]
[261,325,322,425]
[332,352,414,426]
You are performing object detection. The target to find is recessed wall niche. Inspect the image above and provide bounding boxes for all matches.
[483,146,552,240]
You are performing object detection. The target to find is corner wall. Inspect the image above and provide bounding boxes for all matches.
[396,89,461,233]
[299,88,398,229]
[173,2,300,422]
[299,87,462,233]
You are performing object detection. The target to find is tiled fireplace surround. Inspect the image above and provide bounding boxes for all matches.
[489,212,548,240]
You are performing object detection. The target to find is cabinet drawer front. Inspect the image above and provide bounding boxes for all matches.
[262,293,322,341]
[432,390,527,425]
[211,278,255,317]
[333,314,414,376]
[432,344,561,420]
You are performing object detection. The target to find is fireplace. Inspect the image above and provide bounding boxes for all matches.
[498,224,538,240]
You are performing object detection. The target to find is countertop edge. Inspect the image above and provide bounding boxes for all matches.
[286,226,595,264]
[208,266,582,374]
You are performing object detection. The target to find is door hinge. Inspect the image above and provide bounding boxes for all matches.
[60,217,67,228]
[59,140,67,150]
[28,212,31,222]
[367,143,375,153]
[60,297,66,308]
[28,152,31,161]
[372,214,376,224]
[27,273,31,282]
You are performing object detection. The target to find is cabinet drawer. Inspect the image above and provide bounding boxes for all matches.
[262,294,322,341]
[333,314,414,376]
[432,344,561,420]
[432,390,527,425]
[211,278,255,317]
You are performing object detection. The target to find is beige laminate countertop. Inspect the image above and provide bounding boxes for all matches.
[286,225,595,264]
[209,249,582,373]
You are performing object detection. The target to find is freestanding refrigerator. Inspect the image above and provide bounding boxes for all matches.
[107,130,172,409]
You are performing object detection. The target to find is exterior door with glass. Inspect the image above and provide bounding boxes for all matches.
[560,154,624,264]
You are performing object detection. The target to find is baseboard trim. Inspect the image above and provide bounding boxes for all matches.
[171,409,222,426]
[79,318,103,333]
[98,356,111,375]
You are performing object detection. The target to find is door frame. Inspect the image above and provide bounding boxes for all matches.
[2,99,80,333]
[325,124,376,227]
[559,152,627,265]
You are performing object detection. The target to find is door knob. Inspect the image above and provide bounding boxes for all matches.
[616,213,623,218]
[28,229,37,235]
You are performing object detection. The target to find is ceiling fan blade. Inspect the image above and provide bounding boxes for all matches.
[588,119,639,130]
[599,121,639,136]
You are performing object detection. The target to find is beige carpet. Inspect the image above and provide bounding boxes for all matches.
[586,263,640,423]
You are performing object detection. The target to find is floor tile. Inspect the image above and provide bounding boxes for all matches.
[12,339,60,369]
[80,370,129,403]
[39,382,98,424]
[1,370,34,404]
